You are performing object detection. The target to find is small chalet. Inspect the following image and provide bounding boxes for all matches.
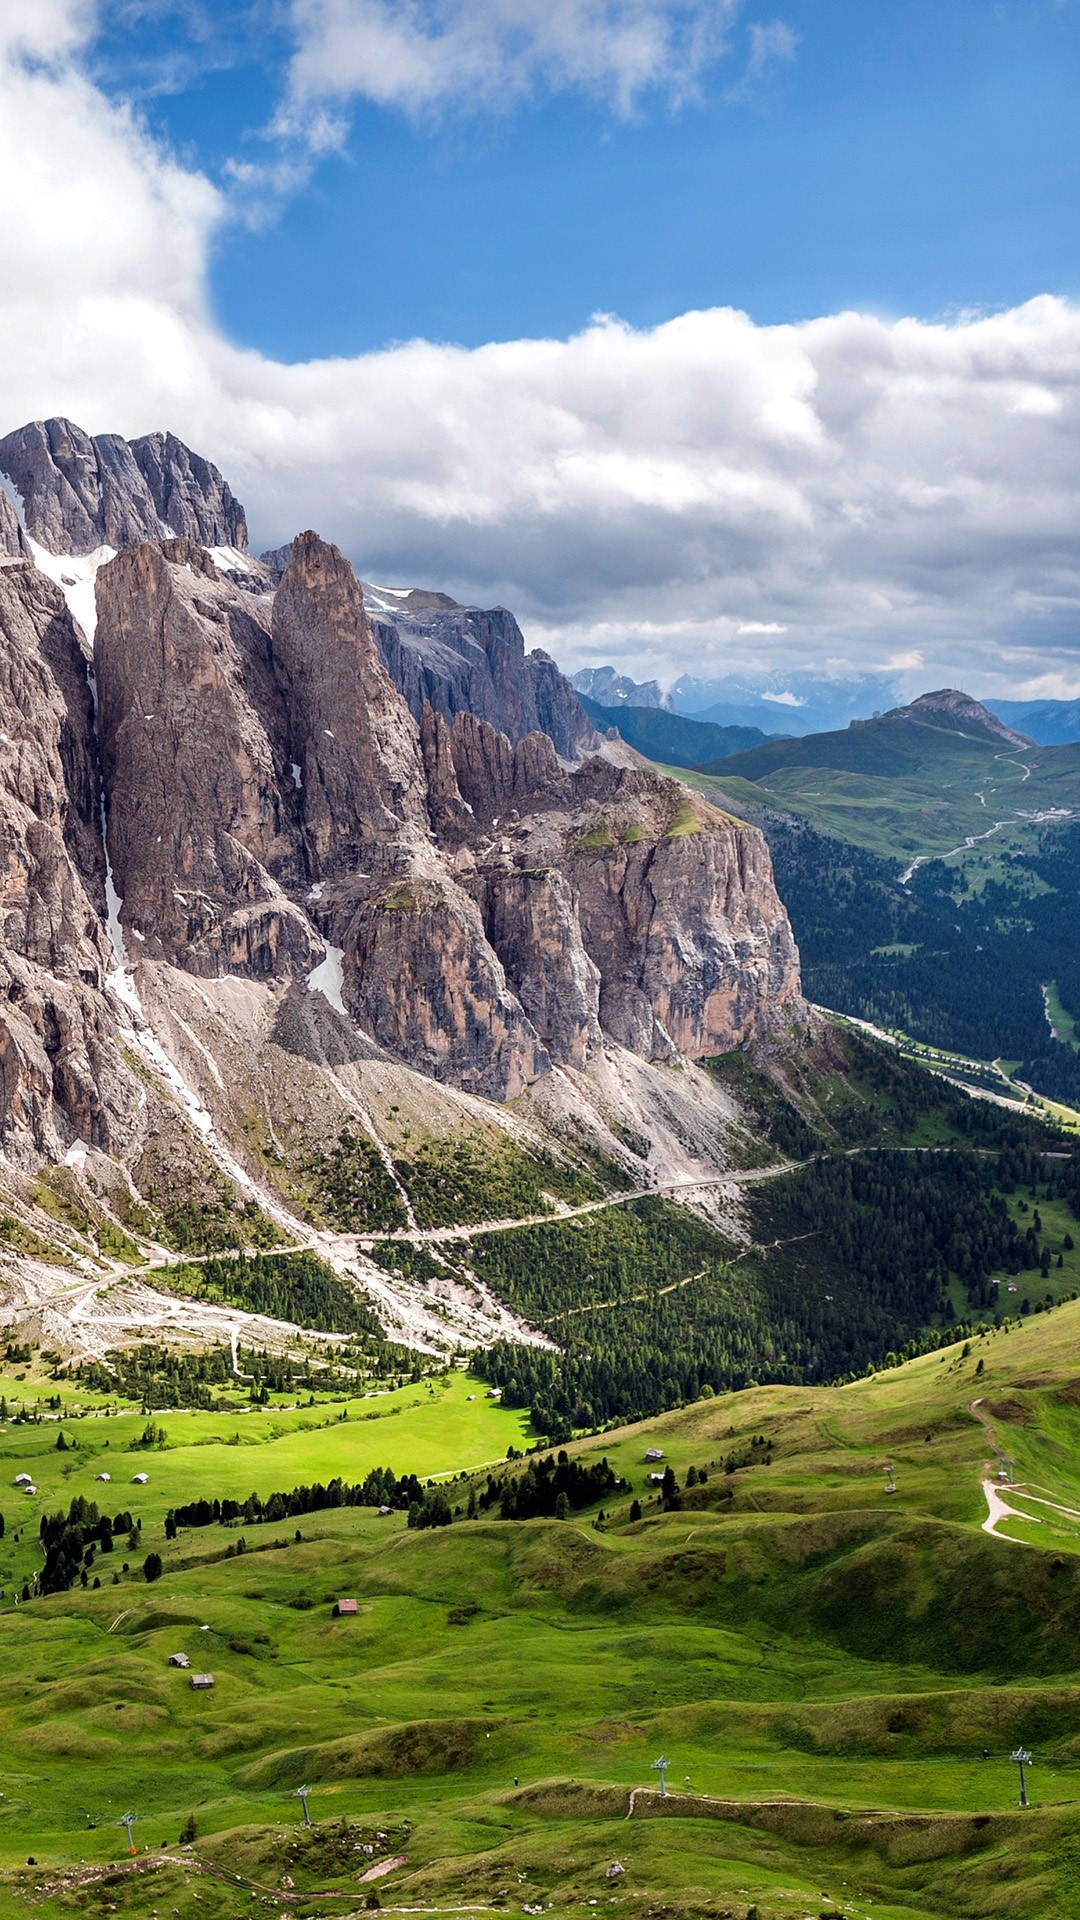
[168,1653,190,1668]
[334,1598,359,1616]
[645,1448,664,1463]
[132,1471,149,1484]
[190,1673,214,1689]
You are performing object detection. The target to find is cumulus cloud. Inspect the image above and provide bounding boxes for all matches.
[277,0,738,130]
[1,1,1080,699]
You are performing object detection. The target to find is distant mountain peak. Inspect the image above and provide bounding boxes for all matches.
[899,688,1034,748]
[572,666,673,711]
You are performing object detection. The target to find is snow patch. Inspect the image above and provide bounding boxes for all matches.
[363,582,412,614]
[28,539,116,645]
[290,761,303,790]
[308,881,325,901]
[206,544,254,575]
[308,944,347,1018]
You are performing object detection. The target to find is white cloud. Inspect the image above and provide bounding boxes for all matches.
[746,18,797,75]
[278,0,738,127]
[886,649,924,671]
[761,689,803,706]
[0,0,97,61]
[1,5,1080,701]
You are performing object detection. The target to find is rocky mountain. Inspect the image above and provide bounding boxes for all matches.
[899,688,1034,749]
[571,665,673,711]
[261,552,595,759]
[0,417,249,556]
[357,581,596,760]
[0,416,804,1359]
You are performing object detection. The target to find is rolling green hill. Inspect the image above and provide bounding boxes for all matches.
[695,691,1080,866]
[3,1272,1080,1920]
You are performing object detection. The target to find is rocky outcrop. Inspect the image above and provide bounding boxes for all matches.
[900,688,1034,749]
[270,532,429,870]
[129,431,248,550]
[564,807,800,1060]
[0,417,249,557]
[482,867,602,1072]
[0,489,29,561]
[94,540,316,977]
[442,715,802,1067]
[341,864,549,1100]
[88,531,800,1088]
[370,591,597,760]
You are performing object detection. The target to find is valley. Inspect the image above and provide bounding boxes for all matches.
[644,697,1080,1118]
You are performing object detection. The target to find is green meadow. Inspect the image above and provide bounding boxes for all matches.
[0,1369,531,1588]
[2,1305,1080,1919]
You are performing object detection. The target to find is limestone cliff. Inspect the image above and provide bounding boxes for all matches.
[0,418,248,556]
[0,563,138,1162]
[0,417,805,1223]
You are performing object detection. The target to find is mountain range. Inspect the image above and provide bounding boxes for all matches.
[0,417,803,1359]
[574,662,1080,748]
[575,692,774,769]
[678,688,1080,1109]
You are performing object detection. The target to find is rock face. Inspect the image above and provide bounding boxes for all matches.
[0,489,29,561]
[94,540,315,978]
[365,585,597,759]
[0,563,137,1161]
[264,547,599,768]
[0,416,804,1152]
[127,431,247,550]
[270,532,429,866]
[0,418,248,556]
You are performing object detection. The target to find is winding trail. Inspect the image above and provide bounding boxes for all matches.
[969,1396,1054,1540]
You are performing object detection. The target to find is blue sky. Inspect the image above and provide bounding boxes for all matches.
[1,1,1079,696]
[96,0,1080,362]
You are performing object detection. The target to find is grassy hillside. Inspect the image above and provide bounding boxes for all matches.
[3,1296,1080,1919]
[692,706,1080,866]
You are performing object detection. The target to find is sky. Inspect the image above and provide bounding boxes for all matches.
[1,0,1079,698]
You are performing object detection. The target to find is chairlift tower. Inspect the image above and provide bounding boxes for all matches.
[294,1785,312,1827]
[651,1757,670,1798]
[884,1464,896,1495]
[1011,1748,1032,1808]
[118,1813,137,1855]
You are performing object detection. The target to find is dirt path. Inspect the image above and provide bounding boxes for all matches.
[349,1165,799,1252]
[980,1476,1039,1536]
[970,1397,1039,1538]
[542,1269,706,1325]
